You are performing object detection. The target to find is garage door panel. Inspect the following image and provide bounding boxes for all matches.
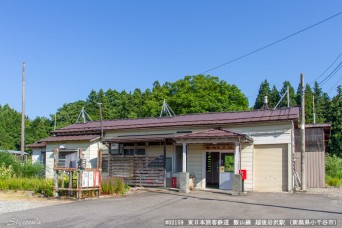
[254,144,288,192]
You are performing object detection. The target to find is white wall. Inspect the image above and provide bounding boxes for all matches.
[45,140,102,178]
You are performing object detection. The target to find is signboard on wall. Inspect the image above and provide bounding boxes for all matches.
[82,171,89,187]
[82,171,96,187]
[204,144,235,150]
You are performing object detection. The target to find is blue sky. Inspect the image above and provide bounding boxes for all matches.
[1,0,342,119]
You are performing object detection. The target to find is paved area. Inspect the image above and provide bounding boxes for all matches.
[0,191,70,215]
[0,189,341,227]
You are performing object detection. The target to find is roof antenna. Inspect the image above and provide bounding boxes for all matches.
[76,106,93,123]
[274,86,290,109]
[160,99,175,117]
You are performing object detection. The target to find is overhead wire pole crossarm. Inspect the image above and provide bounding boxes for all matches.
[200,11,342,74]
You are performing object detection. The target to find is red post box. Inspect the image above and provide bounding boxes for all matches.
[171,177,177,188]
[239,169,247,180]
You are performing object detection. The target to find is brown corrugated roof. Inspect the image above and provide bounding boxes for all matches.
[26,142,47,148]
[53,107,299,134]
[39,135,100,143]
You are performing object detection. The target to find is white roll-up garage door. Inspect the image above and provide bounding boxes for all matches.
[254,144,288,192]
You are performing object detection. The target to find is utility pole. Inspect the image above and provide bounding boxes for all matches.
[97,103,103,139]
[287,86,290,107]
[313,95,316,124]
[21,62,26,161]
[54,114,57,131]
[300,73,306,191]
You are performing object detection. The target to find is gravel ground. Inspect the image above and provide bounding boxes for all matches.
[306,187,342,199]
[0,191,70,215]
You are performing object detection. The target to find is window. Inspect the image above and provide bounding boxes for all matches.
[102,153,109,173]
[58,150,77,167]
[220,153,234,172]
[123,148,145,155]
[175,145,183,172]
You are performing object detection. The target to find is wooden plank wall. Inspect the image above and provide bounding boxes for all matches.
[109,155,165,187]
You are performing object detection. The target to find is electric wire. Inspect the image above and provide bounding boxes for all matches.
[310,51,342,84]
[318,60,342,86]
[200,11,342,74]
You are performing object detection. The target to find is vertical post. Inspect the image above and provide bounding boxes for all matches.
[300,74,306,191]
[53,148,59,197]
[287,86,290,108]
[54,114,57,131]
[21,62,26,161]
[182,143,187,172]
[97,103,104,139]
[163,140,167,187]
[234,142,240,174]
[313,95,316,124]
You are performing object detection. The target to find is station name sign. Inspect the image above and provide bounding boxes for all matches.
[203,144,235,150]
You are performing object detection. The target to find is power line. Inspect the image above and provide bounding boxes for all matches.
[200,11,342,74]
[318,60,342,86]
[310,51,342,84]
[327,74,342,94]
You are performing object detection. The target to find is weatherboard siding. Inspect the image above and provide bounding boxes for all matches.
[187,144,203,188]
[44,141,100,178]
[241,144,254,191]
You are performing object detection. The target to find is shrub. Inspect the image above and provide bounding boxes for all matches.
[0,178,54,197]
[0,163,13,180]
[326,175,341,187]
[101,177,128,195]
[0,152,44,178]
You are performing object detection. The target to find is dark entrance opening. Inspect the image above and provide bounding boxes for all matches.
[206,152,220,188]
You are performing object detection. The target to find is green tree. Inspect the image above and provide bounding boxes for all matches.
[53,100,87,129]
[313,82,329,123]
[269,85,280,108]
[169,75,248,114]
[304,84,314,124]
[326,86,342,156]
[254,80,271,109]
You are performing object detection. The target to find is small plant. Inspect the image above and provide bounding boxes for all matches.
[101,177,128,195]
[0,162,13,180]
[326,175,341,187]
[326,154,342,186]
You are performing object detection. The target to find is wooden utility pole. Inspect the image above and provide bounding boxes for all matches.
[300,73,306,191]
[21,62,26,161]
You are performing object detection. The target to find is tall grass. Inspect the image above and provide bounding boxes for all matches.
[0,178,54,197]
[326,154,342,186]
[101,177,129,195]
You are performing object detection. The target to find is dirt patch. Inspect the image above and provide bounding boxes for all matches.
[306,187,342,199]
